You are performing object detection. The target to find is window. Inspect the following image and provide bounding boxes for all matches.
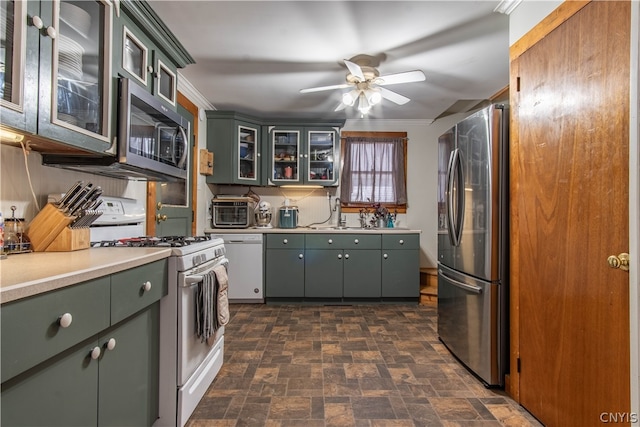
[339,131,407,212]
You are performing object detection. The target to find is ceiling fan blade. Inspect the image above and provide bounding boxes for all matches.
[376,70,426,86]
[344,59,365,81]
[300,83,351,93]
[334,102,347,112]
[379,87,411,105]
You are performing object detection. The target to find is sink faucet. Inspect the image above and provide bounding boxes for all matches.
[334,198,345,227]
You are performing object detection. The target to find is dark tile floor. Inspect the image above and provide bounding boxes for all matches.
[187,304,542,427]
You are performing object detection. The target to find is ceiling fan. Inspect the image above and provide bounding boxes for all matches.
[300,55,426,116]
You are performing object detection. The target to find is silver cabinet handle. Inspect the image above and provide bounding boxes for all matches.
[328,239,333,244]
[338,254,342,259]
[354,239,359,244]
[345,254,350,259]
[283,239,288,244]
[142,281,152,292]
[399,239,404,245]
[298,253,303,259]
[383,253,388,259]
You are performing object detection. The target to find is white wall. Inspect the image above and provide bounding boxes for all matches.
[0,144,146,222]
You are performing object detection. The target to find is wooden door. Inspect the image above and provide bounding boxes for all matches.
[511,1,630,426]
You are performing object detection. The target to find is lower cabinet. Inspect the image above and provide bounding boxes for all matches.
[381,234,420,298]
[264,234,305,298]
[265,233,417,301]
[1,259,167,427]
[1,306,159,427]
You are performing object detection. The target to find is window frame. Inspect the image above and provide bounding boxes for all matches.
[339,131,408,213]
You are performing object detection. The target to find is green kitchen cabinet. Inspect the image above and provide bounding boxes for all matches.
[1,258,167,426]
[267,125,340,186]
[206,111,264,185]
[304,234,381,299]
[114,2,190,110]
[1,307,159,427]
[264,234,305,298]
[1,0,115,153]
[381,234,420,298]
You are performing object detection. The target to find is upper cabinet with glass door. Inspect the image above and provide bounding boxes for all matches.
[0,0,114,153]
[114,4,188,110]
[268,125,340,186]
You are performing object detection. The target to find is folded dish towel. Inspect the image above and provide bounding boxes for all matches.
[214,264,230,327]
[195,270,218,344]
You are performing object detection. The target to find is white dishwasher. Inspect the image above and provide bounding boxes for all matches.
[209,233,264,303]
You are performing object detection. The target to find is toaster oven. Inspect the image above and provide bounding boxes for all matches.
[210,197,255,228]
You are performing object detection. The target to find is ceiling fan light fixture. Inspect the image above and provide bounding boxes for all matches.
[357,92,371,115]
[366,88,382,105]
[342,89,359,106]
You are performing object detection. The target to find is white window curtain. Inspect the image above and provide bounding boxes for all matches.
[340,136,407,204]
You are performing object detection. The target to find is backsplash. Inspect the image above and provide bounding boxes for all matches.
[0,144,146,222]
[210,185,406,229]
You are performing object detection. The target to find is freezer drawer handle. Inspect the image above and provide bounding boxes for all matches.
[439,270,482,294]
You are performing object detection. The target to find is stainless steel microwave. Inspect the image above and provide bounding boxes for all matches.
[211,197,255,228]
[42,78,189,181]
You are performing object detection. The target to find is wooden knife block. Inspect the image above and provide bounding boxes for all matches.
[25,203,90,252]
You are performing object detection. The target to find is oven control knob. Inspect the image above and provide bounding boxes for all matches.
[90,346,101,360]
[142,281,152,292]
[58,313,73,328]
[105,338,117,351]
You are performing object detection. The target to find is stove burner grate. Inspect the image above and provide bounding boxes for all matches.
[91,235,212,248]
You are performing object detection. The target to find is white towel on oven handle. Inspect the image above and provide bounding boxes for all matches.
[213,263,230,327]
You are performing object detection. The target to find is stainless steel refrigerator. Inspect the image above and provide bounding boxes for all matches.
[437,104,509,387]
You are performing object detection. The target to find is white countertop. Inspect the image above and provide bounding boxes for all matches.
[0,248,172,304]
[205,226,421,234]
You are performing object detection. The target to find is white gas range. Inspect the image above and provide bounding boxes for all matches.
[78,195,228,427]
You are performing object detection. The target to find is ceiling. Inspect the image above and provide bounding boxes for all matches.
[147,1,510,122]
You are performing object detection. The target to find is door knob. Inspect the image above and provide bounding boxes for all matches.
[156,214,167,223]
[157,202,163,210]
[607,253,630,271]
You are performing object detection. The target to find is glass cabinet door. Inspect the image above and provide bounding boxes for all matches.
[272,130,300,183]
[122,26,148,86]
[308,130,336,183]
[51,0,111,140]
[0,0,24,110]
[238,125,258,182]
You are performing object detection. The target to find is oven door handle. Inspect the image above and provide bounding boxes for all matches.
[181,261,228,287]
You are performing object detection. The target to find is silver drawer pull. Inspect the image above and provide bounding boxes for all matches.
[58,313,73,328]
[283,239,288,244]
[328,239,333,244]
[383,253,388,259]
[345,254,350,259]
[298,253,303,259]
[399,239,404,245]
[354,239,359,244]
[338,254,342,259]
[142,281,152,292]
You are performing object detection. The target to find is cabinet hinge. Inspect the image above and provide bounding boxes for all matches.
[517,357,521,373]
[516,77,521,92]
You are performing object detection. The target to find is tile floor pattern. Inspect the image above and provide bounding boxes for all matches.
[187,304,542,427]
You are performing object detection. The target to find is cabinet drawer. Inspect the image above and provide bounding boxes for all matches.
[1,277,111,383]
[111,259,168,324]
[266,234,305,249]
[382,234,419,250]
[342,234,381,249]
[305,234,349,249]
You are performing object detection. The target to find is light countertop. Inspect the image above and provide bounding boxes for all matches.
[0,248,172,304]
[205,227,421,234]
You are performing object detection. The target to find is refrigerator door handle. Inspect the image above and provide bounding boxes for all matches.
[439,269,483,294]
[446,149,459,245]
[454,149,466,245]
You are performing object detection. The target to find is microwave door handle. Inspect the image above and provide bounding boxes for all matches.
[176,126,188,169]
